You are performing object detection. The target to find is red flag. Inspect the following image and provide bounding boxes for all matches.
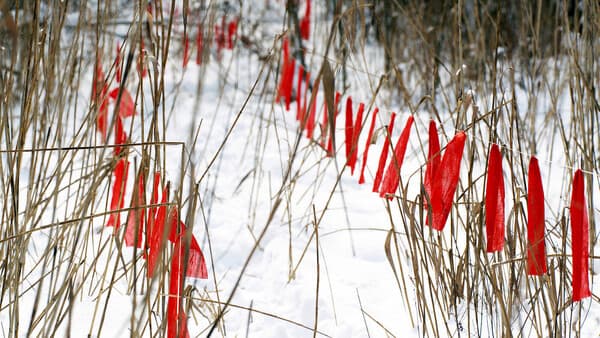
[570,169,591,301]
[282,35,290,61]
[227,18,238,49]
[167,207,181,243]
[379,115,414,199]
[284,59,296,111]
[526,156,547,275]
[485,144,505,252]
[429,131,466,231]
[277,38,289,102]
[277,38,295,111]
[166,208,209,279]
[301,71,310,127]
[92,62,109,140]
[423,120,440,211]
[183,33,190,68]
[325,92,342,157]
[148,172,161,225]
[349,102,364,174]
[113,115,127,156]
[148,184,168,277]
[344,97,353,165]
[186,235,208,278]
[358,107,378,184]
[108,87,136,118]
[145,172,162,256]
[106,158,130,230]
[296,65,304,121]
[300,0,311,40]
[372,113,396,192]
[125,173,146,248]
[167,235,190,338]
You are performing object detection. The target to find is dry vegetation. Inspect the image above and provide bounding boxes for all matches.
[0,0,599,337]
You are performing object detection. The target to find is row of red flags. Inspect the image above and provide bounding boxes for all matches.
[277,39,592,302]
[182,15,238,68]
[105,161,208,337]
[92,60,208,338]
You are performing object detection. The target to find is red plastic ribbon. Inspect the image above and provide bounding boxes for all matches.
[570,169,591,301]
[379,115,414,199]
[485,144,505,252]
[423,120,440,211]
[349,102,364,174]
[306,80,319,139]
[166,230,208,337]
[113,115,127,156]
[145,172,162,257]
[301,72,310,127]
[167,235,190,338]
[277,38,295,111]
[358,107,378,184]
[227,18,238,49]
[372,113,396,193]
[92,62,109,140]
[296,65,304,121]
[300,0,311,40]
[167,208,209,279]
[106,158,130,230]
[148,184,168,277]
[526,156,547,275]
[125,173,146,248]
[108,87,136,118]
[183,33,190,68]
[429,131,466,231]
[344,96,353,166]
